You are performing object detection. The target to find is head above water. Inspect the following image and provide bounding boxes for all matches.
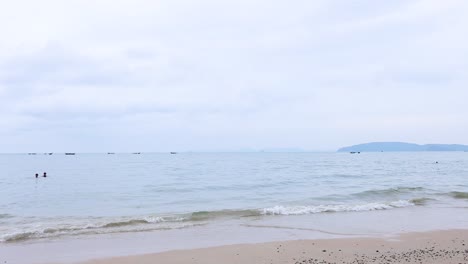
[35,173,38,178]
[43,172,47,177]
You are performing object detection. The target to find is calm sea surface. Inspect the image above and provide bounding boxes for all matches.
[1,152,467,242]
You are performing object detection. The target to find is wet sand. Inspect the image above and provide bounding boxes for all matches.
[78,229,468,264]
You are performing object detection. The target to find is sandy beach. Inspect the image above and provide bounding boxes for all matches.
[77,229,468,264]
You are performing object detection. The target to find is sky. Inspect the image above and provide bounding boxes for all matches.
[0,0,468,152]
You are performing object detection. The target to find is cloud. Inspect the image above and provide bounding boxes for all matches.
[0,0,468,152]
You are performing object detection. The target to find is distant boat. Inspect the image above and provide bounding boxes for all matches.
[48,153,53,155]
[107,152,115,155]
[132,152,141,155]
[65,153,75,155]
[28,153,37,155]
[170,152,177,154]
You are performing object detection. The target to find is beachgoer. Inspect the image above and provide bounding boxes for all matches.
[43,172,47,177]
[35,173,38,178]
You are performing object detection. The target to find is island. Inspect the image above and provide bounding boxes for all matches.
[338,142,468,152]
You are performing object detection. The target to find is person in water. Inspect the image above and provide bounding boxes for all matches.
[35,173,38,178]
[43,172,47,178]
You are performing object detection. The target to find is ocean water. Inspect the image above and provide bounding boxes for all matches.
[1,152,467,243]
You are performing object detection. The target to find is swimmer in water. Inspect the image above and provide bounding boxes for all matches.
[43,172,47,177]
[35,173,38,178]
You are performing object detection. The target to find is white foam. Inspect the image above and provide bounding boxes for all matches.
[143,216,166,223]
[261,200,414,215]
[0,215,189,242]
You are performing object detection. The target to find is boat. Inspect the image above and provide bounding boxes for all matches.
[65,153,75,155]
[107,152,115,155]
[132,152,141,155]
[170,152,177,154]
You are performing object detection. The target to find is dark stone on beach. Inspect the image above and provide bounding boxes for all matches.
[295,243,468,264]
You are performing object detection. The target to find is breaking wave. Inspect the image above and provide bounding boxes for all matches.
[3,188,466,243]
[449,191,468,199]
[261,200,415,215]
[0,200,417,243]
[0,216,189,243]
[189,209,261,221]
[409,197,434,205]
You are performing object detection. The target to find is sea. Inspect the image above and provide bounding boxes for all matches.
[1,152,467,247]
[0,152,468,263]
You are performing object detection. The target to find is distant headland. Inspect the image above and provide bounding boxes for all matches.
[338,142,468,152]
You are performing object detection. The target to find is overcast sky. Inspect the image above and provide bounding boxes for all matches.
[1,0,467,152]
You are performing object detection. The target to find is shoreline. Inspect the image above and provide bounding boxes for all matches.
[78,229,468,264]
[2,206,468,264]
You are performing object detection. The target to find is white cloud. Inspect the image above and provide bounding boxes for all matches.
[0,0,468,152]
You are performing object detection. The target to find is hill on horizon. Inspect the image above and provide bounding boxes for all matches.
[338,142,468,152]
